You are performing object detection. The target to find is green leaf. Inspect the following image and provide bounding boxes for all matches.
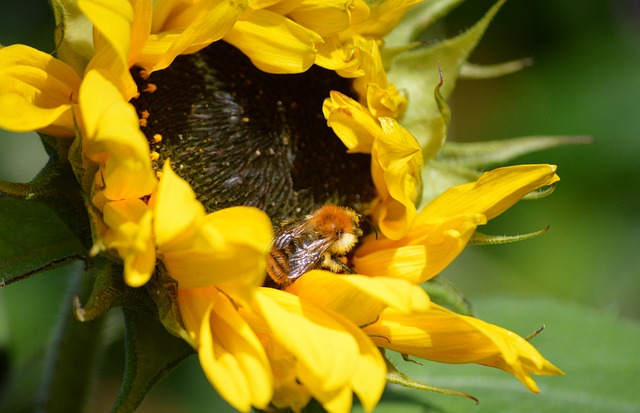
[0,196,84,285]
[356,297,640,413]
[111,307,194,413]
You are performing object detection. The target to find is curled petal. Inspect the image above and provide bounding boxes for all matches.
[102,198,155,287]
[0,44,80,136]
[370,118,422,240]
[323,91,377,153]
[364,303,564,393]
[346,0,422,38]
[269,0,368,37]
[224,9,323,74]
[178,288,273,411]
[80,70,157,201]
[140,0,244,72]
[314,35,362,75]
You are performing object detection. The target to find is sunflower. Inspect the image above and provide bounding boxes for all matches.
[0,0,565,412]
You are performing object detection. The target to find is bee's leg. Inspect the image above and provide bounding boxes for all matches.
[320,254,356,274]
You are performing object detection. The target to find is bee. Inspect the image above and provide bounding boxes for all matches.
[265,205,363,289]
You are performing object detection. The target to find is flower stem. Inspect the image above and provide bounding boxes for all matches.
[35,270,105,413]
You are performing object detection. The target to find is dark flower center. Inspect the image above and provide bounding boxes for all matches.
[131,41,376,224]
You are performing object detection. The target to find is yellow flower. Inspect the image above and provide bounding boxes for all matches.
[0,0,566,411]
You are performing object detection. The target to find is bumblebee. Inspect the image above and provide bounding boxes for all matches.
[266,205,363,289]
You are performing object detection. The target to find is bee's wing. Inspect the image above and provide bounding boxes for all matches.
[273,221,308,250]
[287,236,337,280]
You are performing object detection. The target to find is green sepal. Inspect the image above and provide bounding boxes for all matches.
[522,183,556,200]
[388,0,509,150]
[0,196,85,286]
[50,0,93,76]
[438,135,593,168]
[384,351,478,404]
[384,0,467,48]
[459,58,534,79]
[73,255,151,322]
[423,276,472,316]
[111,307,194,413]
[146,264,194,347]
[469,226,549,246]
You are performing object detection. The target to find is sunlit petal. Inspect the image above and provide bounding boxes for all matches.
[80,70,157,201]
[178,288,273,411]
[364,303,564,393]
[224,9,322,74]
[0,44,80,136]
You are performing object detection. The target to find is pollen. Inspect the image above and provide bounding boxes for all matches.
[150,151,160,161]
[153,133,163,143]
[143,83,157,93]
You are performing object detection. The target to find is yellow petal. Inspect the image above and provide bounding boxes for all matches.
[129,0,153,65]
[155,163,273,292]
[269,0,362,37]
[323,91,377,153]
[179,288,273,411]
[102,198,155,287]
[140,0,244,72]
[314,35,361,75]
[80,70,158,201]
[354,214,485,282]
[85,42,139,100]
[346,0,421,38]
[0,44,80,136]
[287,270,429,326]
[254,288,385,413]
[419,164,560,224]
[370,118,422,240]
[364,303,564,393]
[224,9,322,74]
[153,161,206,249]
[355,165,558,282]
[78,0,133,65]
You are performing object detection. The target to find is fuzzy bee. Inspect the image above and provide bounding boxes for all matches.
[265,205,363,289]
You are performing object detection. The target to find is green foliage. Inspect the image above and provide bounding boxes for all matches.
[112,308,194,413]
[0,196,84,285]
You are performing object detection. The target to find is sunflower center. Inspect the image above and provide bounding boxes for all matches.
[131,41,375,224]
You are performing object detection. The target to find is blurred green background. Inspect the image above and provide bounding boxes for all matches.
[1,0,638,412]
